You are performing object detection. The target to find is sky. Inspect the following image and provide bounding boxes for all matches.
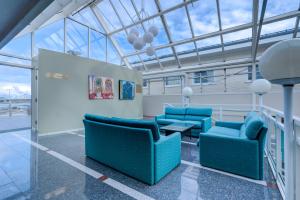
[0,0,299,97]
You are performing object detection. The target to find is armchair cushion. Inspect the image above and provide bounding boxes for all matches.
[165,114,185,120]
[215,121,244,130]
[183,120,202,129]
[208,126,240,138]
[186,108,212,117]
[165,107,186,115]
[245,117,263,140]
[184,115,206,121]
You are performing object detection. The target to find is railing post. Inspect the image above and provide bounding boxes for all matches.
[219,106,223,121]
[224,68,227,92]
[8,100,12,117]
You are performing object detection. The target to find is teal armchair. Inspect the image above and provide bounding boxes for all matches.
[200,112,267,180]
[83,114,181,185]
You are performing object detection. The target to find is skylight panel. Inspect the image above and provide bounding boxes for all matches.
[260,18,296,36]
[219,0,252,29]
[264,0,299,18]
[188,0,219,36]
[109,0,136,26]
[164,7,192,41]
[175,42,196,57]
[96,0,122,31]
[112,30,137,54]
[132,0,158,17]
[107,39,121,65]
[196,36,222,54]
[127,55,140,64]
[223,28,252,50]
[1,33,31,58]
[159,0,182,10]
[72,7,104,33]
[145,17,169,46]
[155,47,173,57]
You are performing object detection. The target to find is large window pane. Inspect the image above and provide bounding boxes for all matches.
[66,19,89,57]
[219,0,252,29]
[264,0,299,18]
[188,0,219,36]
[1,34,31,58]
[90,30,106,61]
[107,39,121,65]
[96,0,122,31]
[0,65,31,132]
[35,20,64,55]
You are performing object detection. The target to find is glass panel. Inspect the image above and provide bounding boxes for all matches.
[165,76,181,86]
[0,65,31,132]
[164,8,192,41]
[107,39,121,65]
[90,30,106,61]
[109,0,135,26]
[219,0,252,29]
[1,33,31,58]
[127,55,140,64]
[66,19,89,57]
[35,20,64,56]
[261,18,295,35]
[140,53,155,62]
[223,28,252,50]
[71,7,104,33]
[188,0,219,36]
[193,70,214,84]
[175,42,196,58]
[155,47,173,58]
[96,0,122,31]
[132,0,158,17]
[265,0,299,18]
[0,55,31,66]
[196,36,222,54]
[144,17,169,46]
[112,30,137,54]
[160,0,182,10]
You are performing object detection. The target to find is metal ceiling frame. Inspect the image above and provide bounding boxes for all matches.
[90,3,132,68]
[122,10,300,58]
[154,0,182,68]
[215,0,226,62]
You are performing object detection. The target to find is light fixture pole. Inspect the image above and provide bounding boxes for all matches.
[260,39,300,200]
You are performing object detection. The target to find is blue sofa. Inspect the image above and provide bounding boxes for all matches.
[155,107,213,137]
[199,112,267,180]
[83,114,181,185]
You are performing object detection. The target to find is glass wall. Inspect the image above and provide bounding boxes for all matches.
[0,65,31,132]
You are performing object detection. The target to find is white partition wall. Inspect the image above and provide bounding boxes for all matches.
[35,49,143,134]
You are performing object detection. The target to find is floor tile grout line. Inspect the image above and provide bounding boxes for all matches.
[11,133,155,200]
[181,160,267,186]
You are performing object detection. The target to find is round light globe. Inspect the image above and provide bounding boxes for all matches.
[146,46,155,56]
[133,37,145,50]
[250,79,271,95]
[143,32,154,43]
[129,28,139,37]
[148,25,158,37]
[127,33,137,44]
[259,39,300,85]
[182,87,193,97]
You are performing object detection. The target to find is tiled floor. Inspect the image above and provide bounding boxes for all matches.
[0,130,282,200]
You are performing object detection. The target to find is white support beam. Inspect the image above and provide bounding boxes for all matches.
[123,10,300,58]
[90,5,132,69]
[293,2,300,38]
[154,0,182,68]
[216,0,226,62]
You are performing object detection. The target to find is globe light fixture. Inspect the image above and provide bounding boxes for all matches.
[182,87,193,107]
[143,32,154,43]
[129,28,139,37]
[259,38,300,200]
[148,25,158,37]
[146,46,155,56]
[133,37,145,50]
[127,33,137,44]
[250,79,271,113]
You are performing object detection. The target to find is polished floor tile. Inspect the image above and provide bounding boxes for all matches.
[0,130,282,200]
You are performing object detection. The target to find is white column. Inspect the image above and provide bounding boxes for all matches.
[283,85,295,200]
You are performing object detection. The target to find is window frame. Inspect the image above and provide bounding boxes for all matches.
[164,76,182,87]
[192,70,215,85]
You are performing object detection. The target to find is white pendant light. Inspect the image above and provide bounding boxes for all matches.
[127,33,137,44]
[143,32,154,43]
[133,37,145,50]
[129,28,139,37]
[148,25,158,37]
[146,46,155,56]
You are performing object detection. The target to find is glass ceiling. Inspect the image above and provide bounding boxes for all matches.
[1,0,300,71]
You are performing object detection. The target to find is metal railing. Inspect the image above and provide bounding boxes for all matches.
[0,99,31,117]
[163,103,300,199]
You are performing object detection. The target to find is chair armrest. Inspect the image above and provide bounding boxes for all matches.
[155,114,165,121]
[201,117,212,132]
[215,121,244,130]
[154,133,181,182]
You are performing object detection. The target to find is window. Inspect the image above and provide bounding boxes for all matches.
[193,70,214,84]
[165,76,181,86]
[248,65,263,80]
[143,80,148,88]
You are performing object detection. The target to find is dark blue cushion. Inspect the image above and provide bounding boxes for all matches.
[165,114,185,120]
[245,117,263,140]
[165,107,186,115]
[85,114,160,141]
[186,108,212,117]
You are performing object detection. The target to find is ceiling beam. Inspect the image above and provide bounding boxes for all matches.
[293,2,300,38]
[123,10,300,58]
[91,5,132,69]
[215,0,226,62]
[154,0,182,68]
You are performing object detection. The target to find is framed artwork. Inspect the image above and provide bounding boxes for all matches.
[119,80,135,100]
[88,75,114,99]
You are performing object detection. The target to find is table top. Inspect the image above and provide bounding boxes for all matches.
[160,123,194,132]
